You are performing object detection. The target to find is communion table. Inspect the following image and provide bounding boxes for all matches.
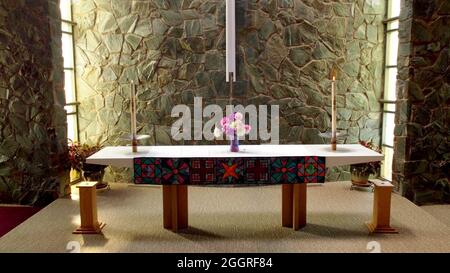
[86,144,383,232]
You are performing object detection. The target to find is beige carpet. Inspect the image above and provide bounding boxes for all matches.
[0,181,449,253]
[421,205,450,228]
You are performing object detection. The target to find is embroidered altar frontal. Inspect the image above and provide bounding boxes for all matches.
[134,157,325,185]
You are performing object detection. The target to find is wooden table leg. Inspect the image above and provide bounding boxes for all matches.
[163,185,172,229]
[177,185,188,229]
[293,183,307,230]
[73,182,105,234]
[162,185,188,232]
[282,184,293,227]
[366,180,397,233]
[171,185,179,232]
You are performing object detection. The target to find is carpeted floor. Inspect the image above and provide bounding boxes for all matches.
[0,181,449,253]
[421,205,450,228]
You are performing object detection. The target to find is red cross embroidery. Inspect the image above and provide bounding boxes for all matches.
[222,163,239,179]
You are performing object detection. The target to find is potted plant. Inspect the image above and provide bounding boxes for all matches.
[68,141,108,189]
[350,141,382,187]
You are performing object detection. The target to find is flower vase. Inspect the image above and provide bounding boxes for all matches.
[230,135,239,152]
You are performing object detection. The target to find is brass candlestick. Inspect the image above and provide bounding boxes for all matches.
[229,72,234,106]
[130,82,138,152]
[119,82,150,151]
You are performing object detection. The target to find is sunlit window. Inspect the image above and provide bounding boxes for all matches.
[381,0,401,181]
[60,0,79,143]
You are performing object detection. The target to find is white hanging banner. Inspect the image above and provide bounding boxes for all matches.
[226,0,236,82]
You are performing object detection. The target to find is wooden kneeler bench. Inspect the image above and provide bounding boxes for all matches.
[73,182,105,234]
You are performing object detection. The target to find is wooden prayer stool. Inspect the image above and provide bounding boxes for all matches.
[366,180,398,234]
[73,181,105,234]
[282,184,307,230]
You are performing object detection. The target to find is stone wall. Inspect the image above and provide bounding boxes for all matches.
[0,0,68,205]
[394,0,450,204]
[73,0,386,182]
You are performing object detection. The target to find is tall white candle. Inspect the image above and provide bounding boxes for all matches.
[226,0,236,83]
[330,68,337,151]
[131,82,137,139]
[331,74,336,138]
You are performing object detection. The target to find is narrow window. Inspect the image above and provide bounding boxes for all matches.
[59,0,79,142]
[380,0,401,181]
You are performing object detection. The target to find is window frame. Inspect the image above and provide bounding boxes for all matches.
[380,0,401,181]
[60,0,80,143]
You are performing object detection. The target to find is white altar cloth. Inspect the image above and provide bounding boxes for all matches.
[86,144,383,168]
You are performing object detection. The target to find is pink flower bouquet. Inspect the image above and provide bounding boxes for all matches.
[214,112,252,139]
[214,112,251,152]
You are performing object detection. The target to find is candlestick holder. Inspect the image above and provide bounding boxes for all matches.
[330,67,338,151]
[125,81,151,153]
[331,138,337,151]
[318,131,349,151]
[120,134,151,153]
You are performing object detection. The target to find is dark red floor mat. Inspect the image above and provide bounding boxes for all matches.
[0,206,42,238]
